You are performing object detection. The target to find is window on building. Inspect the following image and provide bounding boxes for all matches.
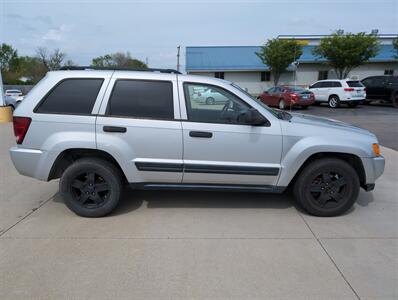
[260,71,271,82]
[318,70,328,80]
[215,72,225,79]
[36,78,104,114]
[384,69,394,75]
[107,79,174,120]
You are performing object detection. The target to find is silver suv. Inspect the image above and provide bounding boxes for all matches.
[10,67,385,217]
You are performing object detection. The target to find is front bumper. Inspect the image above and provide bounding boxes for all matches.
[361,155,385,187]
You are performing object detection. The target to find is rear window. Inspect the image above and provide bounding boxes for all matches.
[107,79,174,120]
[347,81,364,87]
[36,78,103,114]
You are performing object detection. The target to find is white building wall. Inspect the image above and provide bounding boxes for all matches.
[188,61,398,95]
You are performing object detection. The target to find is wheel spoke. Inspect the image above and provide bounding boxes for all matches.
[71,179,84,190]
[309,184,322,193]
[332,193,343,202]
[86,172,95,184]
[333,177,346,187]
[95,182,110,192]
[318,193,330,205]
[77,194,88,204]
[322,173,332,184]
[92,194,103,204]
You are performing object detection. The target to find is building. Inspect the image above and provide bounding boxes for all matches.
[185,34,398,95]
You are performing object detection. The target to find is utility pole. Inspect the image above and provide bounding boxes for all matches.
[145,57,149,67]
[176,46,181,72]
[0,71,4,106]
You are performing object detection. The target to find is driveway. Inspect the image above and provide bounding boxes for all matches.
[0,119,397,299]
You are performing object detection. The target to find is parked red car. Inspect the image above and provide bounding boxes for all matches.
[257,86,315,109]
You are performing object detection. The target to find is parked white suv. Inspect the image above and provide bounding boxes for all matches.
[309,79,366,108]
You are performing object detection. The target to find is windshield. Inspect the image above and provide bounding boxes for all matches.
[230,82,290,120]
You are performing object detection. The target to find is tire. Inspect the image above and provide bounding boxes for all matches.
[328,95,340,108]
[293,158,360,217]
[60,158,123,217]
[392,92,398,108]
[347,101,358,108]
[206,97,215,105]
[278,99,286,110]
[301,105,309,109]
[363,100,372,105]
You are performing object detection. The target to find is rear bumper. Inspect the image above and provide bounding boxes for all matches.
[9,146,57,181]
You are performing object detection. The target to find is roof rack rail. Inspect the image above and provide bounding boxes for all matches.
[58,66,181,74]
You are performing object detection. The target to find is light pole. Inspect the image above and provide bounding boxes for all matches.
[0,70,4,106]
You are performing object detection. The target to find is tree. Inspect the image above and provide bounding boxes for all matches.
[91,52,147,69]
[313,32,380,79]
[0,43,18,72]
[256,39,303,86]
[393,38,398,59]
[36,47,66,70]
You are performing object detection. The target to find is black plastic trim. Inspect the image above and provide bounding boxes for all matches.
[135,162,183,172]
[130,182,286,193]
[135,162,279,176]
[184,164,279,175]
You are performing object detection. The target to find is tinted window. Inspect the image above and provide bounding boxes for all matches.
[184,83,251,125]
[36,78,103,114]
[347,81,364,87]
[310,82,322,88]
[107,80,174,120]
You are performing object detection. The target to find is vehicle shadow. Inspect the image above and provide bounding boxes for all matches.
[114,188,294,214]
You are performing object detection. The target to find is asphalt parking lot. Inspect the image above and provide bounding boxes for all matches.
[0,106,397,299]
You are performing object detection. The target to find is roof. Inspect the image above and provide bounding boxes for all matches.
[186,45,397,72]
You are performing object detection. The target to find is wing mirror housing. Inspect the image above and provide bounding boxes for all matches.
[240,108,269,126]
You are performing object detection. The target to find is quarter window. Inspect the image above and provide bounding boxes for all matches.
[183,83,251,125]
[107,80,174,120]
[36,78,104,114]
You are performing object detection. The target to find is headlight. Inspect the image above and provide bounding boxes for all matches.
[372,143,381,157]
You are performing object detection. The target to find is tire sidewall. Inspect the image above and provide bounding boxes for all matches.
[60,159,122,217]
[206,97,215,105]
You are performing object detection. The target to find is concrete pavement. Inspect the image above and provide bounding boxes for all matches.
[0,122,397,299]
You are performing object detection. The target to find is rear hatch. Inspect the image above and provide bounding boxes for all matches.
[346,81,366,98]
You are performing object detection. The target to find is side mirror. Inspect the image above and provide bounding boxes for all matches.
[308,85,314,89]
[239,108,269,126]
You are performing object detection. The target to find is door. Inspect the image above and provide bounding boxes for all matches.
[96,73,183,183]
[309,82,323,101]
[179,82,282,186]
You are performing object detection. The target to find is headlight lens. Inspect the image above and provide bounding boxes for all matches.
[372,143,381,157]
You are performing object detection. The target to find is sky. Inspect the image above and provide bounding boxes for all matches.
[0,0,397,70]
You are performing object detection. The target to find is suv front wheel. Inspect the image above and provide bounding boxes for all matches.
[60,158,123,217]
[293,158,360,217]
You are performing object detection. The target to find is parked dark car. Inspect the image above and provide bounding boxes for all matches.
[361,75,398,107]
[257,86,315,110]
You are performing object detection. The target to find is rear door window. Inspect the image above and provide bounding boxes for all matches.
[36,78,104,114]
[107,79,174,120]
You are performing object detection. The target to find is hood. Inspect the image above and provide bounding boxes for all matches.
[289,112,375,137]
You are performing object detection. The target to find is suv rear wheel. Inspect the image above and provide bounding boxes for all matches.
[293,158,360,217]
[60,158,123,217]
[328,95,340,108]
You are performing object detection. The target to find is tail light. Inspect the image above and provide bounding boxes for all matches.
[289,93,298,101]
[13,117,31,144]
[344,88,354,92]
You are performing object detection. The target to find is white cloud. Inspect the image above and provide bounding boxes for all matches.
[42,24,72,42]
